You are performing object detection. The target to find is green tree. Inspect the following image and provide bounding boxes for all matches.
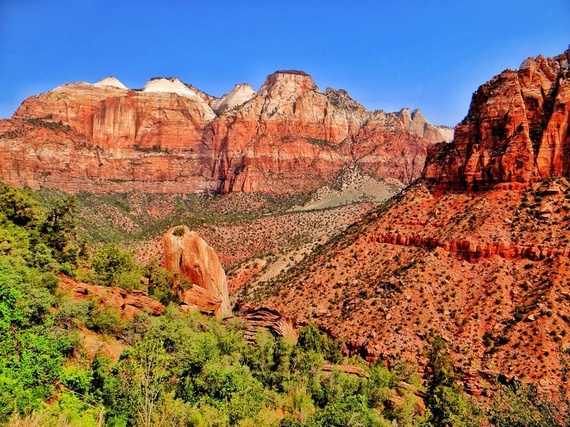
[0,185,45,229]
[423,335,480,426]
[143,258,178,304]
[41,195,77,263]
[488,382,566,426]
[91,243,139,287]
[117,338,171,427]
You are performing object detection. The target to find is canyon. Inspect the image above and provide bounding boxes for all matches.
[231,49,570,396]
[3,48,570,399]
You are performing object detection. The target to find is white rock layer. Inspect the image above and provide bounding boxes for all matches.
[211,84,256,114]
[94,77,128,90]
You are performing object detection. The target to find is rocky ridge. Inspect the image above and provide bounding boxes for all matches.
[0,71,451,194]
[425,49,570,189]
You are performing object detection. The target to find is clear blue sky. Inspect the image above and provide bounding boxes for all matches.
[1,1,568,126]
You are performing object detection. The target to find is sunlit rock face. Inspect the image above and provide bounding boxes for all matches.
[0,72,450,194]
[425,49,570,189]
[163,226,231,319]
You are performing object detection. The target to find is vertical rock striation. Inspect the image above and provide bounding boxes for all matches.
[0,72,451,194]
[425,49,570,189]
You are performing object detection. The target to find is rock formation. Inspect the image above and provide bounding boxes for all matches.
[397,108,454,144]
[238,50,570,396]
[163,226,231,318]
[368,231,568,261]
[0,72,451,194]
[237,304,298,344]
[425,49,570,189]
[211,83,256,114]
[58,274,164,317]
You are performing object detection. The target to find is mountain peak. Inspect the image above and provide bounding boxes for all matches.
[142,77,197,97]
[3,69,447,194]
[258,70,318,97]
[273,70,309,76]
[425,49,570,189]
[93,76,127,90]
[324,87,365,111]
[211,83,256,114]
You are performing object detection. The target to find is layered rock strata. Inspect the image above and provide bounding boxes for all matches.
[369,232,568,261]
[238,305,298,343]
[0,72,451,194]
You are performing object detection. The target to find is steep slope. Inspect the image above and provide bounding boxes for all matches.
[0,72,451,194]
[248,180,570,395]
[242,49,570,396]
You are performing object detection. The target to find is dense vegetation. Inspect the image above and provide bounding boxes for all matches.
[0,183,568,426]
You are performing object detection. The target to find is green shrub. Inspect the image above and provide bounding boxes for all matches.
[87,304,125,336]
[172,226,186,236]
[91,243,140,288]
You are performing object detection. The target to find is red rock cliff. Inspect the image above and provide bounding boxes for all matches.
[425,49,570,189]
[0,72,450,194]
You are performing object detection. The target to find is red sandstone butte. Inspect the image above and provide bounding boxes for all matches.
[425,49,570,189]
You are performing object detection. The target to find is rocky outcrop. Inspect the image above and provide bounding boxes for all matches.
[58,275,164,317]
[238,304,298,343]
[425,49,570,189]
[0,72,450,194]
[163,226,231,318]
[369,232,569,261]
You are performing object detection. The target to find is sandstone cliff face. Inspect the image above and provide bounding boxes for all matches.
[207,71,446,193]
[425,49,570,189]
[396,108,454,144]
[163,226,231,318]
[0,72,451,194]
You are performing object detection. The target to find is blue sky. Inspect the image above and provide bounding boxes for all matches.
[0,1,568,126]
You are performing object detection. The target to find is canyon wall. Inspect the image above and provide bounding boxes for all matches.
[0,72,451,194]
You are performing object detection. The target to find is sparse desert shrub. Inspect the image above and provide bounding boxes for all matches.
[172,226,185,236]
